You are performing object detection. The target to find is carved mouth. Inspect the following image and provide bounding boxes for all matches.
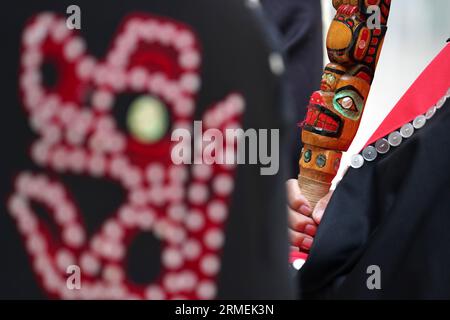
[301,104,342,137]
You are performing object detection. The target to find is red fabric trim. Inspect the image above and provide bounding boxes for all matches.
[289,250,308,263]
[364,43,450,148]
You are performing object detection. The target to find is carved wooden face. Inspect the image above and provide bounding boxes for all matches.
[320,63,347,92]
[326,5,365,65]
[332,0,359,7]
[302,67,371,151]
[333,73,370,121]
[326,2,388,69]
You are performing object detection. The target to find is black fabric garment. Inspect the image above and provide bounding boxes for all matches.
[261,0,323,178]
[0,0,293,299]
[297,97,450,299]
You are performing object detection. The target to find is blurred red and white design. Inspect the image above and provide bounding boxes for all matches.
[289,250,307,271]
[9,12,245,300]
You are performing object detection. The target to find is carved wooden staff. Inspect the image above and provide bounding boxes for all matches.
[298,0,391,208]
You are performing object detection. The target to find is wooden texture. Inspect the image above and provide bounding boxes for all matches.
[298,0,391,211]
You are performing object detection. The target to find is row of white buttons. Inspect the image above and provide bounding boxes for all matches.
[351,88,450,169]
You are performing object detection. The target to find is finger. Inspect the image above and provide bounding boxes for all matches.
[289,229,314,251]
[291,245,310,255]
[290,246,309,257]
[312,190,333,224]
[286,179,312,215]
[288,207,317,236]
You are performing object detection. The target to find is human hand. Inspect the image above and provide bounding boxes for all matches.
[286,179,333,252]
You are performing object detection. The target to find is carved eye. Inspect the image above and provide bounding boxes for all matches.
[333,88,364,120]
[326,74,336,85]
[321,74,337,91]
[339,96,356,111]
[126,95,169,143]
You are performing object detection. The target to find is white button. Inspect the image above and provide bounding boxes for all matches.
[400,123,414,138]
[436,97,446,109]
[425,106,436,119]
[350,154,364,169]
[388,131,402,147]
[268,53,285,76]
[362,146,377,161]
[413,115,426,129]
[375,138,390,154]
